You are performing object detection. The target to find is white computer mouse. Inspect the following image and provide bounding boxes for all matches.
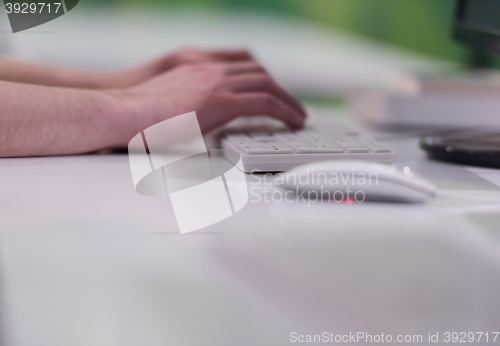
[278,160,436,203]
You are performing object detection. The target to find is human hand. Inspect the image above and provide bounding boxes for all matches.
[94,48,255,89]
[110,61,306,144]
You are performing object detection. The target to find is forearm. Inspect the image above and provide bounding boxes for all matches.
[0,56,103,88]
[0,81,137,157]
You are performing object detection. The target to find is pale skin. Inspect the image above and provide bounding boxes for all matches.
[0,48,306,157]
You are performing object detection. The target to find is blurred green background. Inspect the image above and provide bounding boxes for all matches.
[84,0,472,64]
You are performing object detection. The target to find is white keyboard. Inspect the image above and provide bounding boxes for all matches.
[222,126,397,173]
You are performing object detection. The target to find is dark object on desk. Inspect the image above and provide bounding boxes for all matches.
[421,130,500,168]
[455,0,500,60]
[419,0,500,168]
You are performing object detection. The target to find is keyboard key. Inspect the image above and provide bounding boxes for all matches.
[270,145,294,149]
[245,147,295,155]
[317,144,342,148]
[286,140,310,145]
[253,137,276,142]
[255,140,282,146]
[296,148,345,154]
[240,144,267,150]
[289,144,318,150]
[309,140,335,146]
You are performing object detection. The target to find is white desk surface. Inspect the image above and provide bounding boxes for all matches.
[2,108,500,346]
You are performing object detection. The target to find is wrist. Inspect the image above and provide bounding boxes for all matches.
[99,88,144,148]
